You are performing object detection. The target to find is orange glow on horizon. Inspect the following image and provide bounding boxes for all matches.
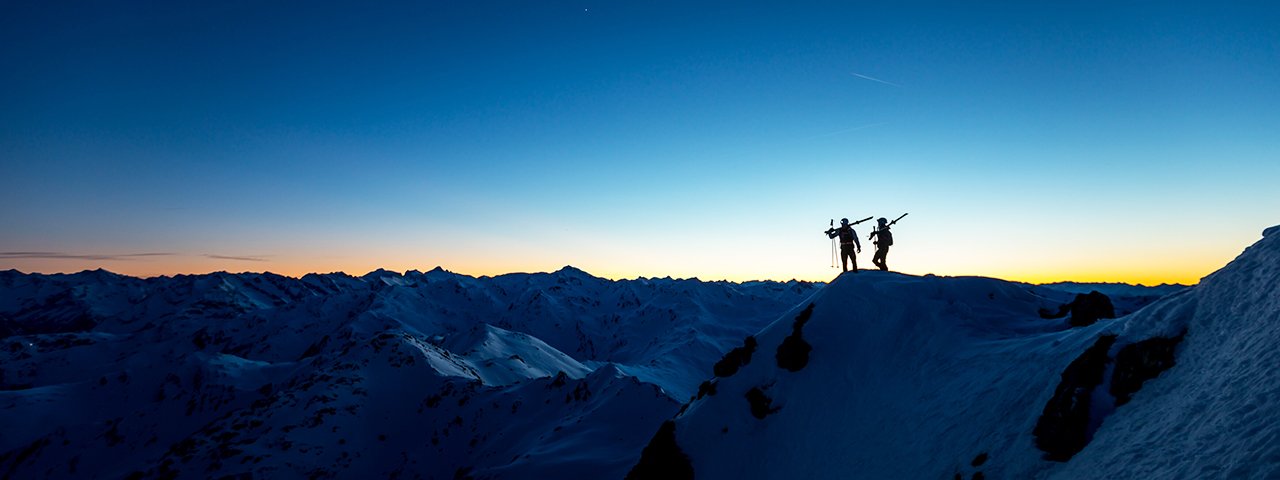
[0,254,1220,287]
[1,228,1255,287]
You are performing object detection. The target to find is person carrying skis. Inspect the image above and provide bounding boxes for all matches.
[868,217,894,271]
[825,218,862,273]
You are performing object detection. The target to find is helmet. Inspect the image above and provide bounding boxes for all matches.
[841,218,849,225]
[877,217,888,224]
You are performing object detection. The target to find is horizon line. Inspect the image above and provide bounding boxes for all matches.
[0,266,1196,288]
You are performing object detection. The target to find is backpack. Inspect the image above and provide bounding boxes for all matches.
[877,229,894,247]
[838,226,855,243]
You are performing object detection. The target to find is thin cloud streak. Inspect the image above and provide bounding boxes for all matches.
[850,71,901,88]
[204,254,270,262]
[1,252,272,262]
[0,252,174,260]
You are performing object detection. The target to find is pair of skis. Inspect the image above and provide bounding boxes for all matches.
[826,214,908,269]
[843,216,874,226]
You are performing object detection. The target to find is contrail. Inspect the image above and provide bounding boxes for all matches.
[850,72,901,88]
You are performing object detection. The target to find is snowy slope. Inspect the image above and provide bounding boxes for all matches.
[0,267,818,479]
[444,322,593,386]
[1051,225,1280,478]
[630,226,1279,479]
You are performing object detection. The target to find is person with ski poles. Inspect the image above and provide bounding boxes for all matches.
[868,213,906,271]
[825,217,864,273]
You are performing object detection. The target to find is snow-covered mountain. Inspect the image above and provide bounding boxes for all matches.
[1,249,1225,480]
[0,266,819,479]
[628,226,1280,479]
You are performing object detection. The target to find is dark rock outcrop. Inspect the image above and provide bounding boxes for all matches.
[1110,330,1187,406]
[776,303,815,372]
[971,452,988,467]
[626,420,694,480]
[713,336,758,378]
[1039,291,1116,327]
[1033,334,1117,461]
[695,380,717,399]
[745,387,781,419]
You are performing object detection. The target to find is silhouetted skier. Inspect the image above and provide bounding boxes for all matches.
[868,217,894,271]
[825,218,862,273]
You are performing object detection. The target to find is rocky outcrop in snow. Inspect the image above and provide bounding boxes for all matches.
[1038,290,1116,327]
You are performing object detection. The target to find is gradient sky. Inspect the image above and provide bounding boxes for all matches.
[2,1,1278,284]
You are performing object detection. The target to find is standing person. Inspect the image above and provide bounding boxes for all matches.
[868,217,894,271]
[825,218,862,273]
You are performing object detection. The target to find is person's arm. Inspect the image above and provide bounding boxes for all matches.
[853,231,862,251]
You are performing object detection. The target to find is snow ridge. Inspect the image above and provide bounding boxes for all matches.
[634,228,1278,479]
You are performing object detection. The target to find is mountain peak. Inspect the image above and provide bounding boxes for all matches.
[360,268,403,281]
[422,266,463,281]
[74,268,122,279]
[554,265,595,278]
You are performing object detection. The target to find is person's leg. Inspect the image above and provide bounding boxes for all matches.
[841,247,854,272]
[873,246,889,271]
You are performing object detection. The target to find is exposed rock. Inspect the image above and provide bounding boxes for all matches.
[776,303,815,372]
[695,380,717,400]
[971,452,987,467]
[1110,330,1187,406]
[1033,335,1117,461]
[745,387,780,419]
[713,336,758,378]
[548,371,568,388]
[1039,291,1116,327]
[625,421,694,480]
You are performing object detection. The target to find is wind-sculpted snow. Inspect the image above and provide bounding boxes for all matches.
[638,227,1279,479]
[0,266,819,479]
[1051,226,1280,478]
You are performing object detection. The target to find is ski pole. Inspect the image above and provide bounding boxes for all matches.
[829,219,835,268]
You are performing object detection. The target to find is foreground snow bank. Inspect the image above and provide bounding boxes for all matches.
[635,226,1280,479]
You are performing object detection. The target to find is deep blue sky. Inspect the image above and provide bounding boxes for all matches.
[2,1,1278,283]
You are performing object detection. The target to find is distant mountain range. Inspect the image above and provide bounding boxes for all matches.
[0,266,819,479]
